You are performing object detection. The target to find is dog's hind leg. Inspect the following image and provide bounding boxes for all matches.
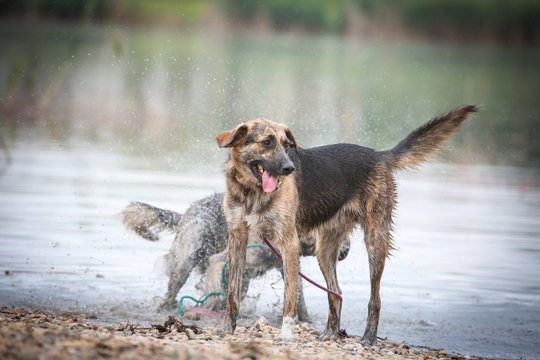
[296,276,310,322]
[316,231,346,341]
[158,253,199,311]
[360,227,391,345]
[158,221,210,312]
[204,250,229,311]
[360,173,396,345]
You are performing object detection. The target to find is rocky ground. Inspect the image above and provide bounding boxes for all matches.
[0,306,485,360]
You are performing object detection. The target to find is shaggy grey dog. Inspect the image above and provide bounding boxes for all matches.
[121,193,350,321]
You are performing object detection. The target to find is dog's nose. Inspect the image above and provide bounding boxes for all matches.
[280,164,295,175]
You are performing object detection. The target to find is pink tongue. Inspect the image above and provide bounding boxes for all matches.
[262,170,279,193]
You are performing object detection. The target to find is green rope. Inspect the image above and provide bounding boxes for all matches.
[179,291,228,315]
[178,243,266,315]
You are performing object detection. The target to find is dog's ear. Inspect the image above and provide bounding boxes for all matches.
[216,124,248,148]
[284,127,298,153]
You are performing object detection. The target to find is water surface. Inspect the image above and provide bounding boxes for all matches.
[1,131,539,359]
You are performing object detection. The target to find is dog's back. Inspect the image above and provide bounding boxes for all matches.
[291,105,478,234]
[290,144,379,230]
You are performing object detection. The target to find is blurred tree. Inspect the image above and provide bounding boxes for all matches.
[1,0,538,44]
[224,0,348,32]
[0,0,109,20]
[355,0,540,44]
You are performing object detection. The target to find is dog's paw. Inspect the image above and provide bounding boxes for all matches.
[296,308,311,323]
[319,328,339,342]
[360,334,377,346]
[279,316,296,342]
[157,300,177,313]
[221,318,236,334]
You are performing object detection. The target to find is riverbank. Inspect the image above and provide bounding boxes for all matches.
[1,306,485,360]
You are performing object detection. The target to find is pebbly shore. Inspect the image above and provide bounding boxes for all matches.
[0,306,486,360]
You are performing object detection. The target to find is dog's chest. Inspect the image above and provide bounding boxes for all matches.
[245,212,279,240]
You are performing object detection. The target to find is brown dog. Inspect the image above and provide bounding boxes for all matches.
[216,105,477,343]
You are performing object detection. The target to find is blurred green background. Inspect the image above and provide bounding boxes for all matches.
[1,0,539,42]
[1,0,539,171]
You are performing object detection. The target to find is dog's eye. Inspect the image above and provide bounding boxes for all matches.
[261,139,272,147]
[284,142,292,152]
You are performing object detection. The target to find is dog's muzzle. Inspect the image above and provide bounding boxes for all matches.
[279,162,295,176]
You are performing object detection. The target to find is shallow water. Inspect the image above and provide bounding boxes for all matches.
[1,132,539,359]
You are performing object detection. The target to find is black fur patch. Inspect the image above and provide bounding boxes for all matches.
[290,144,379,228]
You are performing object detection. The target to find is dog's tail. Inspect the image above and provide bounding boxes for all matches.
[381,105,478,171]
[120,202,182,242]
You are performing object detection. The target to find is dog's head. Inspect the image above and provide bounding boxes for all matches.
[216,119,298,193]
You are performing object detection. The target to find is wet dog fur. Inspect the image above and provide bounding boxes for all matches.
[216,105,477,343]
[120,193,350,321]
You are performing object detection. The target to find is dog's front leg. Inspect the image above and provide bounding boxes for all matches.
[279,229,300,341]
[222,222,249,334]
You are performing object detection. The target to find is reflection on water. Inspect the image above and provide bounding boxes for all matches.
[1,21,540,168]
[1,22,540,359]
